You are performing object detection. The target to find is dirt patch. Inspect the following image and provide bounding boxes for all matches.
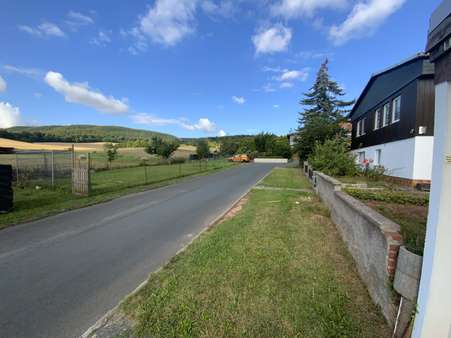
[366,201,427,220]
[223,196,249,220]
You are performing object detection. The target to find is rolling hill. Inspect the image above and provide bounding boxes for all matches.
[4,125,177,143]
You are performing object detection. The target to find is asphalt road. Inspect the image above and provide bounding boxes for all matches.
[0,163,277,338]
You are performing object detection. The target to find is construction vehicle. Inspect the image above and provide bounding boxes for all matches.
[228,154,250,163]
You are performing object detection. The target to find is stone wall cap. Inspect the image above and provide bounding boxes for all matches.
[335,190,402,235]
[315,172,343,186]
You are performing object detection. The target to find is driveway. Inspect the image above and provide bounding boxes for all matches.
[0,163,277,338]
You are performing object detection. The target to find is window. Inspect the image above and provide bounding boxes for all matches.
[375,149,382,166]
[392,96,401,123]
[374,109,382,130]
[383,103,390,127]
[361,118,366,135]
[358,151,366,164]
[356,117,367,137]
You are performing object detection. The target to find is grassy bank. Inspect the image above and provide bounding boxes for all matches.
[120,168,389,337]
[0,159,235,229]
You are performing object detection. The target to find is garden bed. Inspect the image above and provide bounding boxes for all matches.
[344,188,428,255]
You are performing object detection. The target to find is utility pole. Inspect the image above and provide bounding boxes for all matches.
[413,1,451,337]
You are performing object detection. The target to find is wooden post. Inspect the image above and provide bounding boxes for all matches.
[15,153,19,185]
[71,145,75,194]
[144,165,148,184]
[179,163,182,177]
[51,151,55,188]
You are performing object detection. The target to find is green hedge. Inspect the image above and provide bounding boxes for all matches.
[345,189,429,206]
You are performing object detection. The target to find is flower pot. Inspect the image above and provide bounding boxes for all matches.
[394,246,423,301]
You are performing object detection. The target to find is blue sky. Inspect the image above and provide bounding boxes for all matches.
[0,0,442,137]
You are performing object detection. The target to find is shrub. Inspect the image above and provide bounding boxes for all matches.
[145,136,180,159]
[308,137,357,176]
[196,140,210,159]
[345,189,429,206]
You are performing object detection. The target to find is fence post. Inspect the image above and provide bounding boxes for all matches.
[51,151,55,188]
[144,165,148,184]
[179,163,182,177]
[15,153,19,185]
[71,145,75,194]
[87,153,91,193]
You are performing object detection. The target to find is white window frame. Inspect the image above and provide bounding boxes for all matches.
[375,149,382,166]
[383,103,390,127]
[392,96,401,123]
[374,109,381,130]
[360,118,366,136]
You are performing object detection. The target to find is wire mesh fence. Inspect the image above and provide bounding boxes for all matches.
[0,146,231,200]
[0,150,74,189]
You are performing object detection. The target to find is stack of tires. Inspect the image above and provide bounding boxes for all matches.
[0,165,13,213]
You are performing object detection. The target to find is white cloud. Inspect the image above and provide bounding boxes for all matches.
[0,76,6,92]
[280,82,294,88]
[132,113,179,126]
[19,22,65,38]
[0,102,21,128]
[273,104,280,108]
[218,129,227,137]
[44,71,129,114]
[19,22,66,38]
[278,69,309,81]
[201,1,235,18]
[329,0,405,45]
[192,118,216,132]
[39,22,65,37]
[132,113,218,133]
[272,0,348,18]
[139,0,197,46]
[232,96,246,104]
[66,11,94,27]
[252,24,292,55]
[3,65,43,78]
[90,30,112,46]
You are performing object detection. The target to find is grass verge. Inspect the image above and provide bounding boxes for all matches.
[0,159,235,230]
[121,168,390,338]
[258,167,311,190]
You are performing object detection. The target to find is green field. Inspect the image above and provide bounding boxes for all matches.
[0,159,235,229]
[118,168,389,338]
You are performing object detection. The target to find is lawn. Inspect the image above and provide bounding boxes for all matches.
[120,168,390,338]
[258,167,311,190]
[0,159,234,229]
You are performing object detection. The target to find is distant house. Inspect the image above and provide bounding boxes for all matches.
[287,133,297,148]
[349,53,435,186]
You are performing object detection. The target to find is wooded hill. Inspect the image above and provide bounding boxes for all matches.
[2,125,177,143]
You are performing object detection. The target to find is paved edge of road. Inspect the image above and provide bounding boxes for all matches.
[80,167,275,338]
[0,164,238,233]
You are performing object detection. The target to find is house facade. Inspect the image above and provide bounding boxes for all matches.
[349,53,435,185]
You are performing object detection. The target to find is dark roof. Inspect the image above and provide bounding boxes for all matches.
[349,53,435,120]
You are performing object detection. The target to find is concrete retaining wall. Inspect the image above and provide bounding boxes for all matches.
[254,158,289,163]
[305,164,403,326]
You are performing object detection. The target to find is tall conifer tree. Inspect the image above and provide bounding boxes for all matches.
[296,59,354,160]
